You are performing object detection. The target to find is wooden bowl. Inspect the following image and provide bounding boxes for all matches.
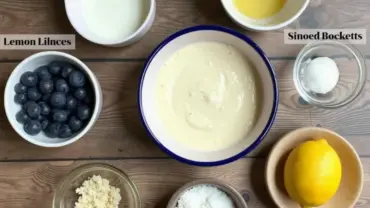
[166,179,248,208]
[266,127,363,208]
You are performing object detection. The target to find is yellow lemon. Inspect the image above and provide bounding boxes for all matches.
[284,138,342,208]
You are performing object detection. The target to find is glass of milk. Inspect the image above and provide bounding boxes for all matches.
[65,0,156,47]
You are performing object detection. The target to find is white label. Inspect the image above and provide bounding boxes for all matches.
[0,34,75,50]
[284,29,366,45]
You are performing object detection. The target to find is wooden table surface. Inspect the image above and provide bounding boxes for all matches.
[1,0,370,207]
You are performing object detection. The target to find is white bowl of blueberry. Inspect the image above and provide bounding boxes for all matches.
[4,51,102,147]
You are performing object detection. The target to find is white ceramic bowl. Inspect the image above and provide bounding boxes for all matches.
[4,51,103,147]
[221,0,310,31]
[64,0,156,47]
[139,25,278,166]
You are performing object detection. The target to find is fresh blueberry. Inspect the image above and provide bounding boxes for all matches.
[49,92,67,108]
[37,114,45,121]
[16,110,29,124]
[23,101,36,110]
[68,71,86,88]
[24,120,42,136]
[38,101,51,116]
[54,79,69,93]
[26,102,41,118]
[21,71,38,87]
[39,80,54,94]
[83,93,93,105]
[77,105,91,120]
[52,109,68,123]
[35,66,52,80]
[66,109,72,117]
[59,124,73,138]
[45,122,61,138]
[41,119,49,130]
[66,95,77,110]
[27,87,42,101]
[61,64,75,78]
[14,93,27,104]
[49,61,63,75]
[14,83,27,94]
[73,88,87,100]
[42,93,51,102]
[68,116,83,132]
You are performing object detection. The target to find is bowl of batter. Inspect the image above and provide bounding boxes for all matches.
[139,25,278,166]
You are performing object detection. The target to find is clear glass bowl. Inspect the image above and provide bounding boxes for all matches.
[293,41,366,108]
[53,163,141,208]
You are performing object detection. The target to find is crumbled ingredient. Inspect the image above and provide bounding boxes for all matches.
[176,185,235,208]
[74,175,121,208]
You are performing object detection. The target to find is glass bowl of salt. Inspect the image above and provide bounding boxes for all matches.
[293,40,366,108]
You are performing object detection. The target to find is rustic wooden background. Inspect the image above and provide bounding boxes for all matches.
[0,0,369,207]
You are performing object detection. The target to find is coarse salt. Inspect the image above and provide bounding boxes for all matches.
[302,56,339,94]
[176,185,235,208]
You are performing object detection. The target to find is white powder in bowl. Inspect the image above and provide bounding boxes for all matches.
[176,185,235,208]
[302,56,339,94]
[74,175,122,208]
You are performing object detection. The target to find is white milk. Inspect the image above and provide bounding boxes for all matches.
[81,0,148,42]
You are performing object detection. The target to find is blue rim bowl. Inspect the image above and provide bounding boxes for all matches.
[139,25,278,166]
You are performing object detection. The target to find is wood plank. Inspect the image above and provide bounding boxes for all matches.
[0,60,310,160]
[0,158,369,208]
[0,0,368,59]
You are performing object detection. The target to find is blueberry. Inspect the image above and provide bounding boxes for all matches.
[42,93,51,102]
[73,88,87,100]
[39,80,54,94]
[61,64,75,78]
[27,87,42,101]
[14,83,27,94]
[23,101,36,110]
[68,71,86,88]
[14,93,27,104]
[54,79,69,93]
[26,102,41,118]
[41,119,49,130]
[77,105,91,120]
[50,92,66,108]
[24,120,42,136]
[38,101,51,116]
[49,61,63,75]
[35,66,52,80]
[45,122,61,138]
[83,94,93,105]
[37,114,45,121]
[68,116,83,132]
[16,110,29,124]
[59,124,73,138]
[52,109,68,123]
[66,95,77,110]
[21,71,38,87]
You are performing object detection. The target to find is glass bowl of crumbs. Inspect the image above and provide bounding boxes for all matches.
[53,163,140,208]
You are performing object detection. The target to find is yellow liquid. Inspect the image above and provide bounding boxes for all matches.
[233,0,287,19]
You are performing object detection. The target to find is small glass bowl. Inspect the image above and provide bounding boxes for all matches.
[293,41,366,108]
[53,163,141,208]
